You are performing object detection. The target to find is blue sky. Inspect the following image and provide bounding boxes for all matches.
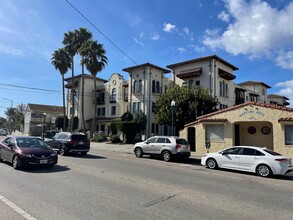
[1,0,293,118]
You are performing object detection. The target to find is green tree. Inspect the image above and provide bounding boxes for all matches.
[0,117,8,128]
[63,30,78,131]
[55,116,69,130]
[51,48,71,131]
[121,111,133,121]
[154,86,219,135]
[75,28,93,132]
[79,40,108,134]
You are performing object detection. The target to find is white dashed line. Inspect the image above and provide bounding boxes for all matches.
[0,194,37,220]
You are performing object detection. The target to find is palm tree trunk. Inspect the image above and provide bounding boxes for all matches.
[81,58,86,132]
[91,75,97,135]
[70,56,75,132]
[62,74,66,131]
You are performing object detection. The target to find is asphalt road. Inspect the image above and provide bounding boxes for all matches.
[0,137,293,220]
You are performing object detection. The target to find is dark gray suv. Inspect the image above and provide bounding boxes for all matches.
[46,132,90,156]
[133,136,191,162]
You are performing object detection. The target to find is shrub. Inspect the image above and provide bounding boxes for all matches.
[93,132,107,142]
[110,135,121,143]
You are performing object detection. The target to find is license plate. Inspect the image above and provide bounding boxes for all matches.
[79,141,84,144]
[40,160,48,164]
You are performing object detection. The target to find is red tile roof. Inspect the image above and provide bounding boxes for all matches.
[278,117,293,122]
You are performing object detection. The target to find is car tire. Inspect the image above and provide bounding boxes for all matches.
[59,146,67,156]
[162,151,171,162]
[81,152,87,156]
[206,158,218,169]
[48,163,56,168]
[12,156,19,170]
[134,147,143,158]
[256,164,272,177]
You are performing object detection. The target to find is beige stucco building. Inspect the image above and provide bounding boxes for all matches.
[181,102,293,158]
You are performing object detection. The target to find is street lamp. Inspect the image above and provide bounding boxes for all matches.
[171,100,175,136]
[43,113,47,140]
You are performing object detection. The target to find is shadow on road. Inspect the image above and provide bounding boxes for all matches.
[21,164,71,173]
[70,154,107,159]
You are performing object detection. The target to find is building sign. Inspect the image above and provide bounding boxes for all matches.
[239,110,265,118]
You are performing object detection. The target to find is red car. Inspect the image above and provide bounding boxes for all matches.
[0,136,58,169]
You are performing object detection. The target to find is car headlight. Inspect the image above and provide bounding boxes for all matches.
[51,151,57,157]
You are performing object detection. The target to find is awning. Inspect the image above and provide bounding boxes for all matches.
[177,68,202,79]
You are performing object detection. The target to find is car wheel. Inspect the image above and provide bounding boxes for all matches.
[0,154,3,162]
[206,158,217,169]
[12,156,19,170]
[134,147,143,158]
[162,151,171,162]
[59,146,67,156]
[256,164,271,177]
[81,152,87,156]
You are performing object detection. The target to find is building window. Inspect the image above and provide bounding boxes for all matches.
[111,106,116,115]
[262,88,266,96]
[285,125,293,145]
[133,80,137,92]
[152,102,156,112]
[137,102,141,112]
[219,81,223,96]
[133,102,137,113]
[152,80,156,93]
[111,88,117,102]
[138,80,142,92]
[206,124,224,141]
[97,107,105,116]
[156,81,160,93]
[189,80,193,89]
[247,126,256,134]
[195,80,200,88]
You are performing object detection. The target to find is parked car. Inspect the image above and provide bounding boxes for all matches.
[43,129,60,142]
[0,128,8,136]
[201,146,293,177]
[0,136,58,169]
[46,132,90,156]
[133,136,191,162]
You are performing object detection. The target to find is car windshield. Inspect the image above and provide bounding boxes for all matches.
[263,149,282,156]
[16,137,48,148]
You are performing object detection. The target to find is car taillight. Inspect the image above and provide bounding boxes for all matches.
[275,158,288,163]
[68,139,77,145]
[176,144,182,150]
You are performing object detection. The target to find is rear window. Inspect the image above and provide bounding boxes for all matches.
[72,135,88,141]
[176,138,189,145]
[263,149,282,156]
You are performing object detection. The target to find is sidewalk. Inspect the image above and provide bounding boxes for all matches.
[90,141,202,159]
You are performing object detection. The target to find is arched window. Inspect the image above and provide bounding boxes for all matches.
[152,80,156,93]
[138,80,142,92]
[112,88,117,101]
[189,80,193,89]
[156,81,160,93]
[133,80,137,92]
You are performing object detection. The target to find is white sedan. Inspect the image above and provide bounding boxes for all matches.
[201,146,293,177]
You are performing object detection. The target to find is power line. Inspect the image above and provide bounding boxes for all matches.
[64,0,138,65]
[0,83,60,94]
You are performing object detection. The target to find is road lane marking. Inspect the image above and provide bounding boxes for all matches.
[0,194,37,220]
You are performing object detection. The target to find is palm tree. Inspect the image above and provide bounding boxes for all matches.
[62,31,78,131]
[51,48,71,131]
[79,40,108,134]
[74,28,93,133]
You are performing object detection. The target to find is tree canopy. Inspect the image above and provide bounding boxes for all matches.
[154,86,219,134]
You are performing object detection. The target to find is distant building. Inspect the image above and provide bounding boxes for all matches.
[24,103,64,136]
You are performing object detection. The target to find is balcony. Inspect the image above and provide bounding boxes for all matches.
[109,96,117,103]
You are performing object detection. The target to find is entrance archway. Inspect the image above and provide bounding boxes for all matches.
[234,122,273,150]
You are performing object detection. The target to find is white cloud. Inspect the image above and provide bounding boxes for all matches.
[177,47,186,53]
[275,79,293,107]
[151,32,160,41]
[203,0,293,68]
[163,23,176,32]
[0,43,24,56]
[189,44,206,53]
[276,51,293,69]
[218,11,230,22]
[133,37,145,47]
